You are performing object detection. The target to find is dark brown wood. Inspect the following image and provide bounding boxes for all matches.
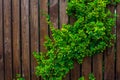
[4,0,13,79]
[0,0,4,80]
[4,0,12,80]
[40,0,48,52]
[93,54,102,80]
[50,0,59,28]
[71,61,80,80]
[82,57,91,80]
[12,0,21,79]
[116,3,120,80]
[40,0,48,80]
[21,0,30,79]
[60,0,68,28]
[30,0,39,79]
[104,6,115,80]
[104,48,115,80]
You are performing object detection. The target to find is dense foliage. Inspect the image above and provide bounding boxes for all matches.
[33,0,120,80]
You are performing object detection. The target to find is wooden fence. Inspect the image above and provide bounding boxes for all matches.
[0,0,120,80]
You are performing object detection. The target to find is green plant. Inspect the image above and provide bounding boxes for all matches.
[79,76,85,80]
[66,0,118,62]
[33,0,120,80]
[15,74,25,80]
[78,73,96,80]
[89,73,96,80]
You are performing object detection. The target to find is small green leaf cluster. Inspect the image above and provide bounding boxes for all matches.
[79,73,96,80]
[14,74,25,80]
[33,0,120,80]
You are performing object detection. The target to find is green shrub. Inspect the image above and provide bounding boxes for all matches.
[33,0,120,80]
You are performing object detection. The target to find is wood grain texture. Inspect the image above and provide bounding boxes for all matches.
[71,61,80,80]
[93,54,102,80]
[40,0,48,52]
[60,0,68,28]
[104,48,115,80]
[82,57,91,80]
[116,3,120,80]
[0,0,4,79]
[104,6,115,80]
[50,0,59,28]
[21,0,30,79]
[30,0,39,79]
[3,0,13,79]
[12,0,21,79]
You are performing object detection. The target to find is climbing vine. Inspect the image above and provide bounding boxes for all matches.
[33,0,120,80]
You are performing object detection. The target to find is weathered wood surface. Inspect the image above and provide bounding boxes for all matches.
[0,1,119,80]
[93,54,102,80]
[116,3,120,80]
[21,0,30,79]
[0,0,4,80]
[4,0,12,79]
[12,0,21,79]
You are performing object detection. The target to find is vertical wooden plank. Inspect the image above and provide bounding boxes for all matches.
[3,0,13,79]
[21,0,30,79]
[0,0,4,80]
[93,54,102,80]
[59,0,71,80]
[116,3,120,80]
[12,0,21,79]
[104,6,115,80]
[60,0,68,28]
[50,0,59,28]
[40,0,48,52]
[30,0,39,80]
[40,0,48,79]
[71,61,80,80]
[104,49,115,80]
[82,57,91,80]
